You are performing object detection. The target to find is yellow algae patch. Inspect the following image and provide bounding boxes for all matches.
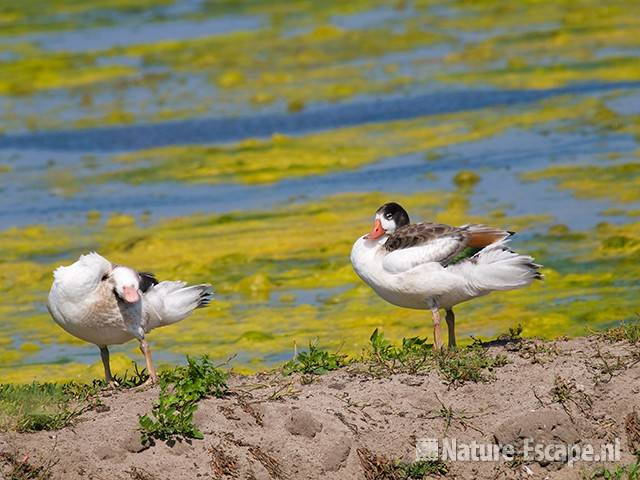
[436,0,640,89]
[0,53,137,96]
[522,162,640,204]
[101,95,616,186]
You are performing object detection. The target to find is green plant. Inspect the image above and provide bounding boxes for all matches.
[436,342,509,386]
[586,462,640,480]
[368,328,433,375]
[139,355,228,446]
[551,375,576,404]
[358,447,448,479]
[112,362,150,388]
[282,340,349,375]
[396,459,449,478]
[0,380,103,433]
[366,330,508,383]
[15,410,77,433]
[498,323,524,341]
[0,362,155,433]
[0,451,56,480]
[600,317,640,344]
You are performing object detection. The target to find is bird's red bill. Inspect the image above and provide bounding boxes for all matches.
[366,219,385,240]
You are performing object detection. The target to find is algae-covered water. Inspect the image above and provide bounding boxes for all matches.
[1,0,639,382]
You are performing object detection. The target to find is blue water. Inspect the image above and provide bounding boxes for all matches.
[3,81,640,152]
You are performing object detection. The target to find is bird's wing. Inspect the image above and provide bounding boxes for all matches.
[143,281,213,331]
[383,223,515,274]
[382,223,469,274]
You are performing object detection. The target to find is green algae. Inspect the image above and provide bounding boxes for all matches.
[522,162,640,204]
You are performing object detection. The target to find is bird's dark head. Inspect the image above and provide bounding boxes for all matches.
[366,202,410,239]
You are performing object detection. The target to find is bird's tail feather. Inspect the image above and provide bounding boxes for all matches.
[448,239,542,295]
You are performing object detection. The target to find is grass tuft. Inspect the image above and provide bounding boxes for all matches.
[358,447,448,479]
[368,328,433,375]
[436,342,509,386]
[282,340,349,376]
[366,329,508,385]
[0,363,150,433]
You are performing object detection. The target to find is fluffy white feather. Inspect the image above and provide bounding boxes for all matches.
[52,252,111,300]
[446,239,541,296]
[382,236,463,274]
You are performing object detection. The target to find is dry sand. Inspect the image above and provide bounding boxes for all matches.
[2,336,639,480]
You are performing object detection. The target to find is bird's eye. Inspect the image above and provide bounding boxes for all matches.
[101,273,109,281]
[385,213,393,220]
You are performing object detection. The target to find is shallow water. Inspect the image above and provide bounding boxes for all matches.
[1,0,639,383]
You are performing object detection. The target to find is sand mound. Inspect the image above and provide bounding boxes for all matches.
[2,336,639,479]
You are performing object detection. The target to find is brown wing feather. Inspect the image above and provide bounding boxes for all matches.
[384,223,469,252]
[384,223,513,266]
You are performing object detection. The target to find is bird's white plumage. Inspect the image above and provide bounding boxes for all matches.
[144,281,213,330]
[52,252,111,299]
[382,236,464,274]
[351,234,538,310]
[47,253,213,347]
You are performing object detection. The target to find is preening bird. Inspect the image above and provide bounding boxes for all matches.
[350,202,542,350]
[47,252,213,383]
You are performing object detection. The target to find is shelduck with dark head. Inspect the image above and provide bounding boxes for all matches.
[351,202,542,350]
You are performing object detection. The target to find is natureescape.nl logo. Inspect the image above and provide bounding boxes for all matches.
[416,437,621,467]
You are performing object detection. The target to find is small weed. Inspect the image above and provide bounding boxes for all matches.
[498,323,524,341]
[282,340,349,376]
[366,330,507,384]
[368,328,433,375]
[139,355,228,446]
[113,363,150,388]
[420,393,484,435]
[625,409,640,459]
[551,375,575,404]
[126,466,157,480]
[0,449,57,480]
[267,382,299,401]
[551,375,592,419]
[599,317,640,344]
[436,342,509,386]
[358,447,448,479]
[507,338,559,364]
[588,344,629,384]
[585,462,640,480]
